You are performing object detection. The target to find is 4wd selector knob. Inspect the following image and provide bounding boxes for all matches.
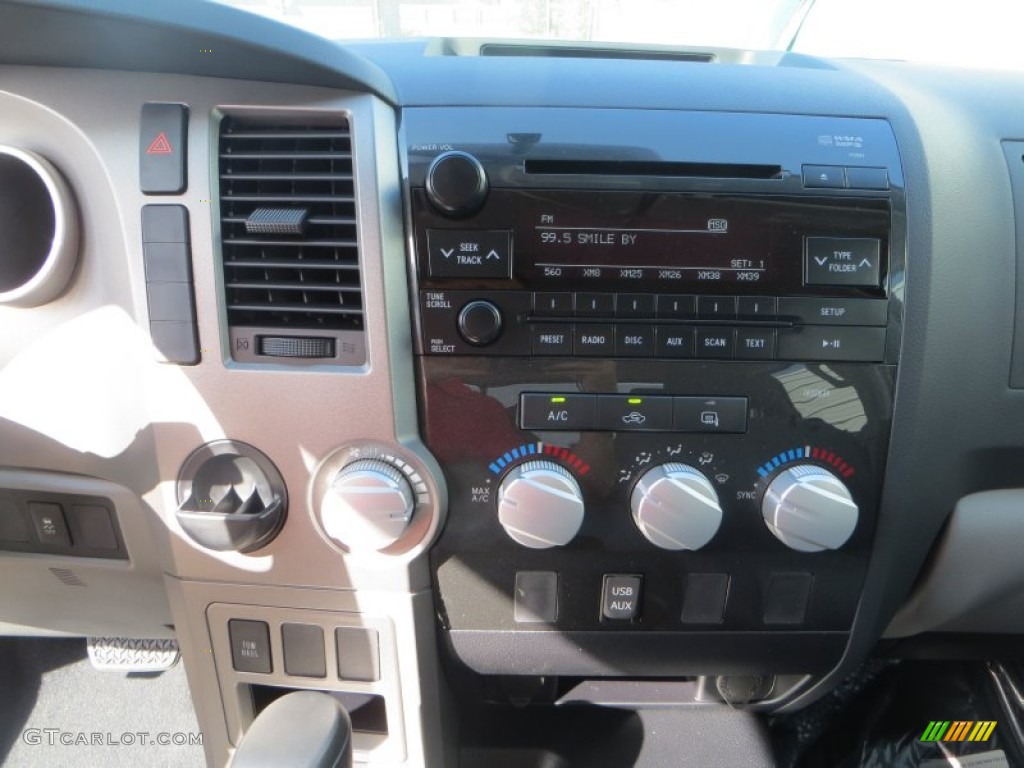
[425,151,489,217]
[761,464,858,552]
[497,461,585,549]
[321,459,414,551]
[630,463,723,550]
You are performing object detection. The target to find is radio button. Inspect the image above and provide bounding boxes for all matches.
[574,323,615,356]
[655,326,695,358]
[575,292,615,316]
[596,395,672,431]
[736,329,776,360]
[778,326,886,362]
[805,237,882,288]
[802,164,846,189]
[696,327,735,359]
[535,291,573,316]
[531,324,573,356]
[737,296,777,319]
[673,396,748,433]
[697,296,737,320]
[615,324,656,357]
[777,297,888,326]
[616,293,655,318]
[427,229,511,279]
[520,393,596,431]
[657,294,696,319]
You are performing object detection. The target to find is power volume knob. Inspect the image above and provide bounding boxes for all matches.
[630,463,723,550]
[321,459,415,551]
[425,151,489,218]
[761,464,858,552]
[497,461,585,549]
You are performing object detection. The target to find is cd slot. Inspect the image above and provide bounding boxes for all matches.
[523,159,784,179]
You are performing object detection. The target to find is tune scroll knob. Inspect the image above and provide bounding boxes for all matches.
[320,459,415,551]
[457,300,503,346]
[425,150,489,218]
[630,463,723,550]
[761,464,858,552]
[497,461,585,549]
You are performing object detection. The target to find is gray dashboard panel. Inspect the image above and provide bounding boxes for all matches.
[886,489,1024,637]
[1,0,396,100]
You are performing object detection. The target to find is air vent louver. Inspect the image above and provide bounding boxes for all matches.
[218,116,363,339]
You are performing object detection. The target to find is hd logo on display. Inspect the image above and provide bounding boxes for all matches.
[920,721,997,743]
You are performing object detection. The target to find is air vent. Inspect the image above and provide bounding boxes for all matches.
[217,115,365,365]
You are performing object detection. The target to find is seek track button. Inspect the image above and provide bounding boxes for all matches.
[427,229,511,278]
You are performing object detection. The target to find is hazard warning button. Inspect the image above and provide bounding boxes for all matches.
[140,103,188,195]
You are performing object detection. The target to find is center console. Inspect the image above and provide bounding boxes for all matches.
[406,107,905,679]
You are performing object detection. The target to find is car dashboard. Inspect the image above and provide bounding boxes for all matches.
[3,1,1024,766]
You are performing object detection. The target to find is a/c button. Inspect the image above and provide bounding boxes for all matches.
[520,393,596,431]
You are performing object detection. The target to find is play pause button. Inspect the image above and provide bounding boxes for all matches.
[778,326,886,362]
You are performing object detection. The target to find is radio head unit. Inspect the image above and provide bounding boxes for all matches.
[406,106,905,688]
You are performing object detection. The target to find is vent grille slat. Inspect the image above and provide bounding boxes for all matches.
[226,282,363,293]
[223,130,351,140]
[222,195,355,203]
[220,173,354,181]
[224,239,358,248]
[219,152,352,161]
[218,115,362,333]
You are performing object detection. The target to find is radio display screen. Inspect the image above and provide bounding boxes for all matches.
[514,191,889,292]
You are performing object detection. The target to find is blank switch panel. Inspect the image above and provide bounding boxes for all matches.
[336,627,381,682]
[141,204,199,364]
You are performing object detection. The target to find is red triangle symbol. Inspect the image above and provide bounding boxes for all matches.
[146,132,173,155]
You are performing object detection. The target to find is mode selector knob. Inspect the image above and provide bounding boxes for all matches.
[425,151,489,218]
[458,300,503,346]
[631,463,723,550]
[320,459,415,551]
[497,461,585,549]
[761,464,858,552]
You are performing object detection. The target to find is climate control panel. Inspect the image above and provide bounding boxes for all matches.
[420,356,893,677]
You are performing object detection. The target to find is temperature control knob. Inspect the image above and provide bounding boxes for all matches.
[425,150,489,217]
[321,459,415,551]
[497,461,585,549]
[630,463,722,550]
[761,464,858,552]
